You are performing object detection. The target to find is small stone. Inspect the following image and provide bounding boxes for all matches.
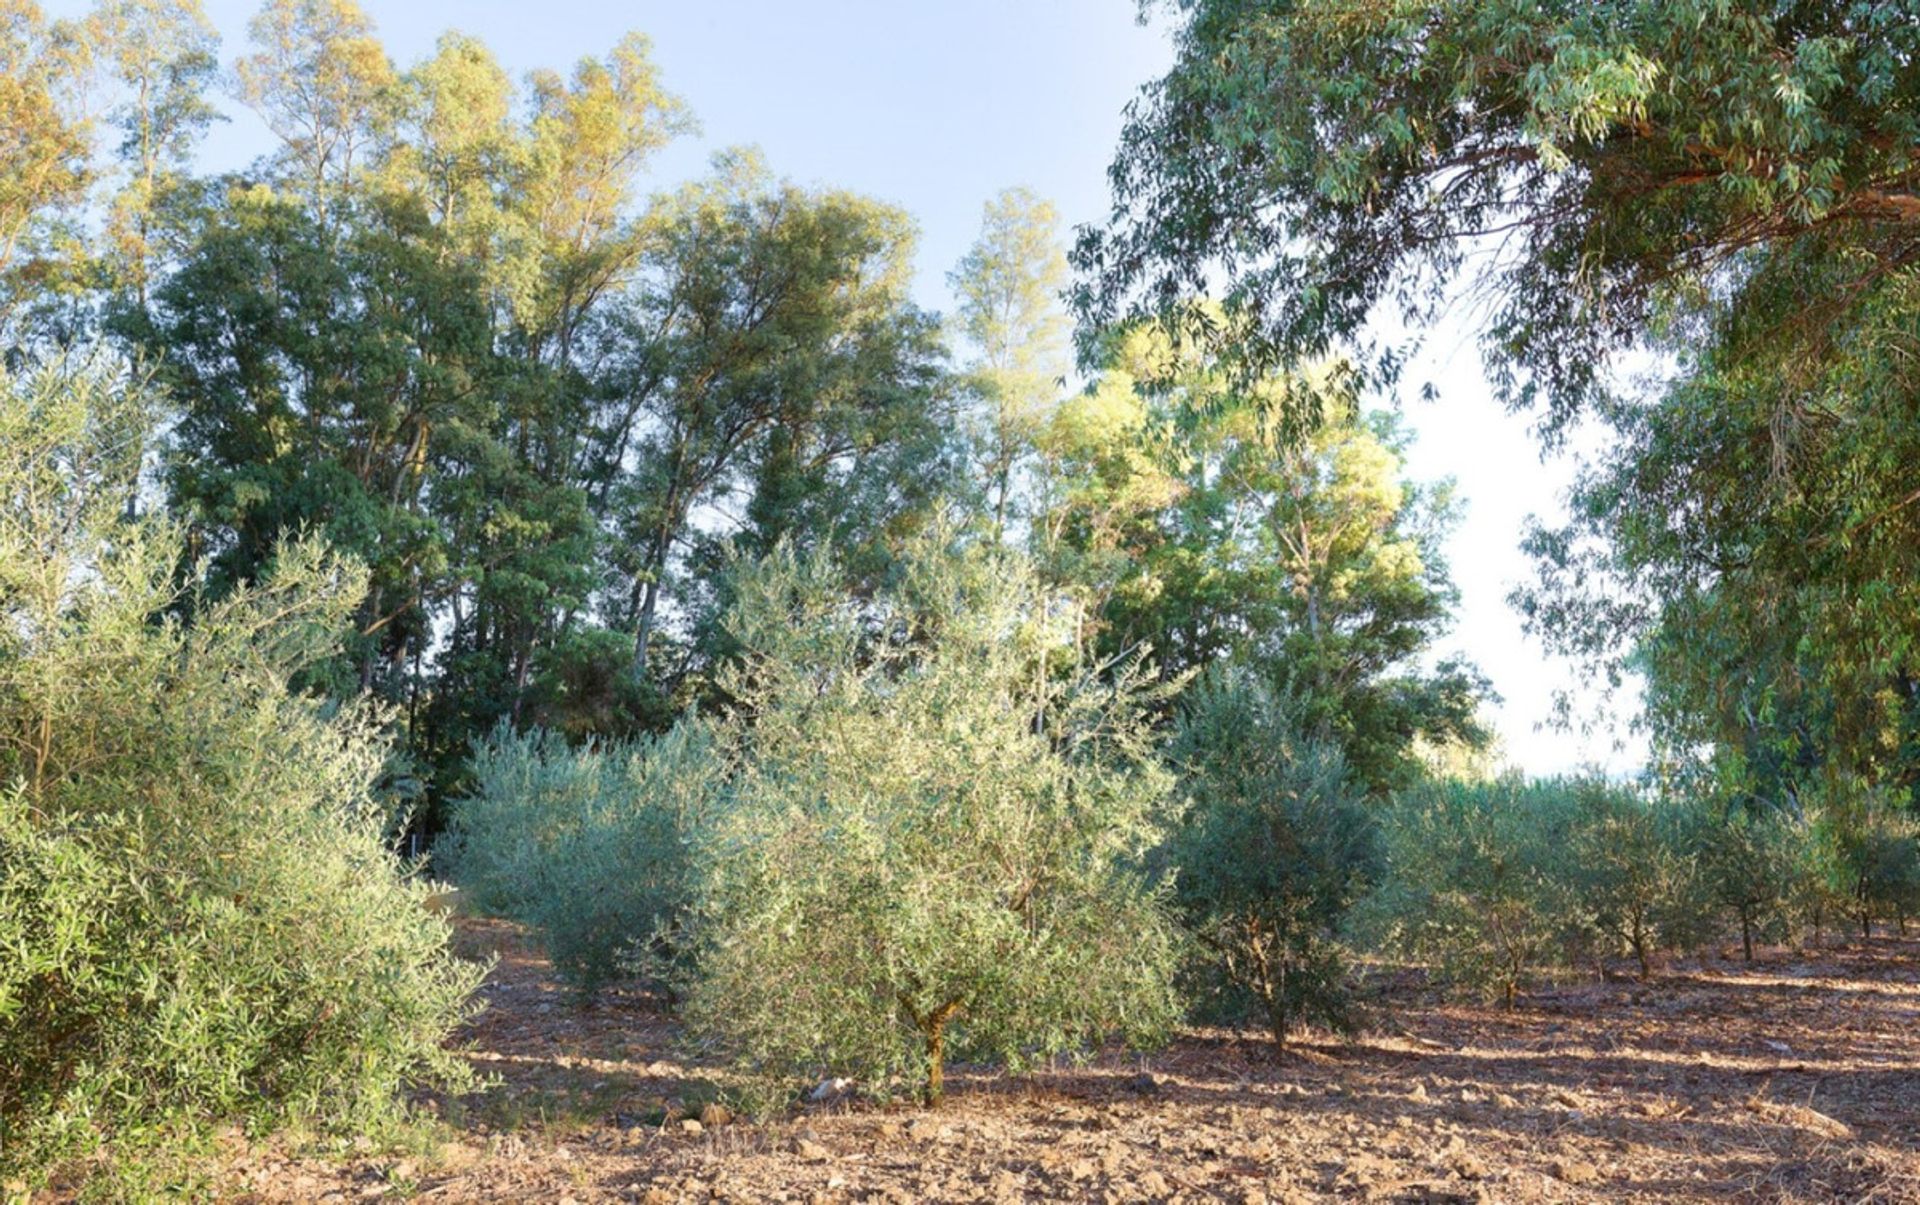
[809,1077,854,1102]
[1550,1158,1600,1185]
[795,1138,830,1161]
[680,1118,703,1136]
[1449,1150,1489,1180]
[906,1118,946,1143]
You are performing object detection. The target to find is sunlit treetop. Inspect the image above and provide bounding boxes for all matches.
[1076,0,1920,432]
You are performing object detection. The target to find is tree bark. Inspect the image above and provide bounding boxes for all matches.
[909,997,963,1108]
[924,1019,946,1108]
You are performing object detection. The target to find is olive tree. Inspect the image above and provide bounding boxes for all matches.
[1361,778,1578,1008]
[1815,783,1920,940]
[1564,782,1701,979]
[442,719,724,992]
[676,537,1181,1107]
[1167,669,1376,1051]
[0,358,480,1185]
[1687,801,1813,962]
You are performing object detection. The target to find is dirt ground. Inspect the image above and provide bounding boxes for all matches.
[214,919,1920,1203]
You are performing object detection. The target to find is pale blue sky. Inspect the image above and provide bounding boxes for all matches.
[49,0,1645,776]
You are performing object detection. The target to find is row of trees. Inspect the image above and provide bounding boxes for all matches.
[449,541,1920,1109]
[13,0,1919,1187]
[0,0,1495,1183]
[1,0,1483,819]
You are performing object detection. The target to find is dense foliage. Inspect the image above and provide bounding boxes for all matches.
[1361,779,1582,1007]
[1167,670,1377,1049]
[0,361,481,1184]
[441,721,722,992]
[675,538,1183,1107]
[1079,0,1920,421]
[1083,0,1920,821]
[6,0,1920,1179]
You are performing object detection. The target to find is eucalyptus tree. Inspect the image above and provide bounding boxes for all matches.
[593,153,956,684]
[92,0,220,304]
[232,0,394,219]
[1078,0,1920,426]
[1081,1,1920,790]
[1040,323,1485,793]
[0,0,93,339]
[948,187,1070,539]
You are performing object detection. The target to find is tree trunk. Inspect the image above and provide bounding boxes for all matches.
[1262,960,1290,1056]
[924,1019,946,1108]
[632,574,661,672]
[1741,912,1754,962]
[908,997,963,1108]
[1264,998,1290,1057]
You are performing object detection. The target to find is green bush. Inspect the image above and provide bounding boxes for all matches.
[1684,799,1812,961]
[1166,670,1377,1050]
[1818,785,1920,939]
[676,537,1181,1107]
[1360,777,1578,1007]
[1563,782,1702,977]
[443,720,724,992]
[0,362,482,1186]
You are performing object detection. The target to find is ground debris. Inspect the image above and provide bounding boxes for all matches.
[174,918,1920,1204]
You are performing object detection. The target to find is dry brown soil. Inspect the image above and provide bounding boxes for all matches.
[213,919,1920,1203]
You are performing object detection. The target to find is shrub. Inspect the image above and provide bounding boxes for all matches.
[1166,670,1377,1050]
[1790,804,1855,946]
[0,361,482,1185]
[441,726,589,920]
[1360,777,1577,1007]
[676,538,1181,1107]
[1819,785,1920,939]
[443,720,724,992]
[1685,799,1811,961]
[1563,782,1701,978]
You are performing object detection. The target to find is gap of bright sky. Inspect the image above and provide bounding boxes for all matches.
[47,0,1648,777]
